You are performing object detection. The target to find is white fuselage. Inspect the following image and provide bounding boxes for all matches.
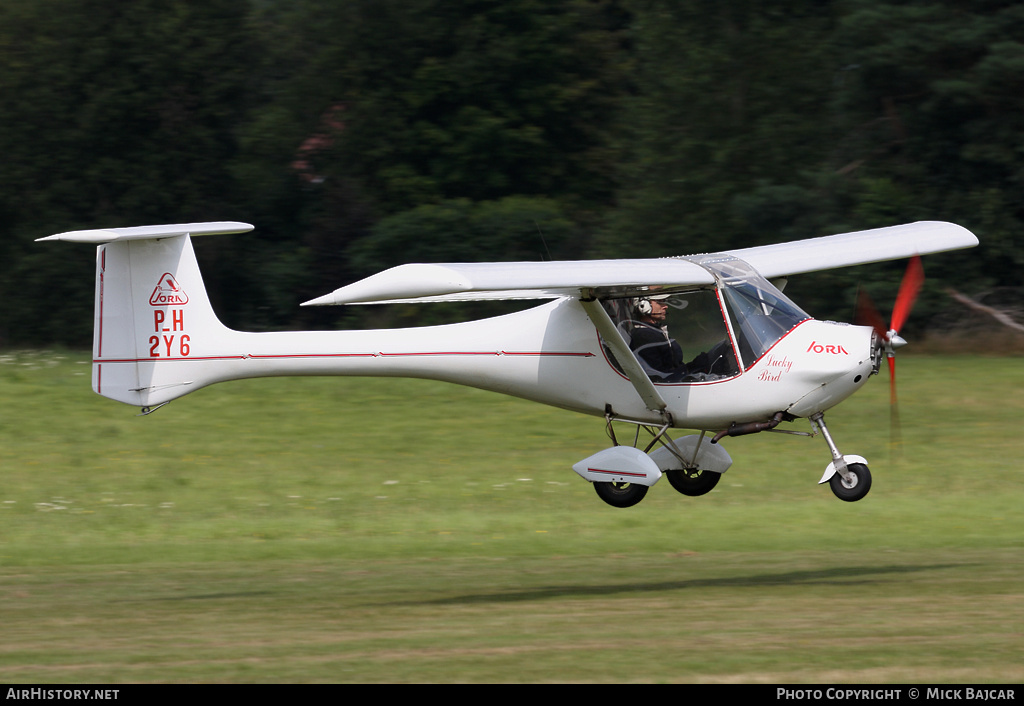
[110,296,875,429]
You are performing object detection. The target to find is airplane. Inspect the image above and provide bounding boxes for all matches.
[39,220,978,508]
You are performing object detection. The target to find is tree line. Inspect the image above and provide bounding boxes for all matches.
[1,0,1021,345]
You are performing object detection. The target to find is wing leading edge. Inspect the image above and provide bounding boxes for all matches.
[726,221,978,279]
[301,259,717,306]
[303,221,978,306]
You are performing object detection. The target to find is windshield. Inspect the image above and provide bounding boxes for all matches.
[686,255,810,367]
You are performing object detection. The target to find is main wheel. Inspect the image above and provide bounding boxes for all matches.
[594,481,648,508]
[829,463,872,502]
[665,468,721,497]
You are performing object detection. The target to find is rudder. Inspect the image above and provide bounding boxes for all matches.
[39,222,253,407]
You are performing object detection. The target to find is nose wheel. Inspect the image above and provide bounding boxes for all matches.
[812,413,872,502]
[828,462,872,502]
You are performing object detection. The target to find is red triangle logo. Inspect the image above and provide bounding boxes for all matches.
[149,273,189,306]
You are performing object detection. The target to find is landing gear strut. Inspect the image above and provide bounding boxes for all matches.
[812,412,872,502]
[573,412,733,508]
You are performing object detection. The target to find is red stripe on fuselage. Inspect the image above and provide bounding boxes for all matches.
[94,350,595,364]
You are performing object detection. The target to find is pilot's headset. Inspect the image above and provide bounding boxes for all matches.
[633,294,674,316]
[630,293,679,315]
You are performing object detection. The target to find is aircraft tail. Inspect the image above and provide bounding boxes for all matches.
[38,222,253,408]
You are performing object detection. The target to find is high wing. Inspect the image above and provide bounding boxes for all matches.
[302,259,716,306]
[724,221,978,279]
[303,221,978,306]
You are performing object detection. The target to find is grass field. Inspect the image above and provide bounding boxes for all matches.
[1,350,1021,683]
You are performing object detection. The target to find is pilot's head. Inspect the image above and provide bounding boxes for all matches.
[635,295,670,323]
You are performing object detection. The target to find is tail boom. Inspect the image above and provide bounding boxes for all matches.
[43,222,602,411]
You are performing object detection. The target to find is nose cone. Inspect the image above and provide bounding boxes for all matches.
[786,323,877,417]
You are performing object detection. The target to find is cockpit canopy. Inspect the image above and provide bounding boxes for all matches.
[600,255,810,382]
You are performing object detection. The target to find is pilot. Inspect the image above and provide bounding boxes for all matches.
[629,296,688,381]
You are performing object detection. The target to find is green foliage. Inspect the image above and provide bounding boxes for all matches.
[209,0,629,331]
[298,0,628,213]
[342,196,579,326]
[0,0,255,343]
[352,196,577,270]
[0,0,253,223]
[833,0,1024,287]
[1,0,1020,343]
[604,1,840,257]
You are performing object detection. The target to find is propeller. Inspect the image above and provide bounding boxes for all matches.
[856,256,924,450]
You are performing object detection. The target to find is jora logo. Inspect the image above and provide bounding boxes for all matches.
[149,273,189,306]
[806,340,848,355]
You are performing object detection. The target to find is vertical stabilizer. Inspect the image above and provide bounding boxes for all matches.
[39,222,253,407]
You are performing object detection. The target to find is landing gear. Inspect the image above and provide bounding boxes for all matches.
[593,481,649,508]
[665,468,720,497]
[828,462,872,502]
[812,412,872,502]
[575,415,735,508]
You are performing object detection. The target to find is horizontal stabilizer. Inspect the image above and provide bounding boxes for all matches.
[37,221,254,244]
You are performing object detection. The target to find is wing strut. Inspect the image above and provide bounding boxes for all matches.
[579,296,669,417]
